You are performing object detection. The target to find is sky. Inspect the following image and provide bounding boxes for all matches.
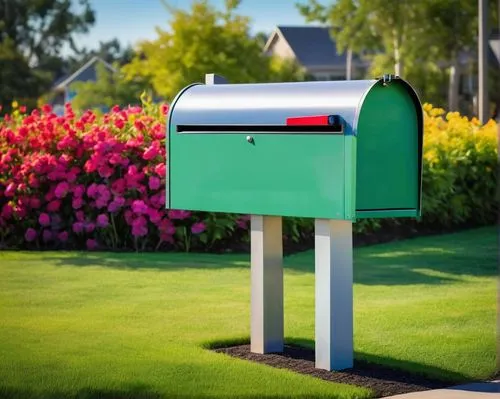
[72,0,330,51]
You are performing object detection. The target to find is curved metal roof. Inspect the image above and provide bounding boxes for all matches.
[169,79,380,136]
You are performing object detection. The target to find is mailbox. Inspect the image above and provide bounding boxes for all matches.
[166,74,423,371]
[166,75,422,221]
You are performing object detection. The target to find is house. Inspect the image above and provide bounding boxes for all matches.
[50,56,117,115]
[263,26,368,80]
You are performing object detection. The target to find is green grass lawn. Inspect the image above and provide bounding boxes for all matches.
[0,227,497,399]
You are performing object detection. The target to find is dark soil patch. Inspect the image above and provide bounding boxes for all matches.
[213,344,454,398]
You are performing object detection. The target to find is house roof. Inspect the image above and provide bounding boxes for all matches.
[52,56,117,91]
[264,26,347,69]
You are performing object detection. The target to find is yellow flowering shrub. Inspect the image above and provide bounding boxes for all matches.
[421,103,498,227]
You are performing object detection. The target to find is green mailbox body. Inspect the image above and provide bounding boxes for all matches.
[166,77,423,221]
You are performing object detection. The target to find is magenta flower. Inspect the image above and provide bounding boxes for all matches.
[72,222,84,234]
[132,200,148,215]
[29,197,41,209]
[98,164,113,178]
[191,222,206,235]
[147,208,162,224]
[55,181,70,198]
[148,176,161,190]
[86,239,98,250]
[87,183,99,198]
[159,218,176,235]
[131,216,148,237]
[143,142,160,160]
[72,197,83,209]
[96,214,109,228]
[24,228,37,242]
[111,178,126,195]
[5,182,16,197]
[85,222,95,233]
[42,230,52,242]
[75,211,85,221]
[39,213,50,227]
[58,231,69,242]
[168,209,191,220]
[1,204,13,219]
[73,184,85,198]
[47,200,61,212]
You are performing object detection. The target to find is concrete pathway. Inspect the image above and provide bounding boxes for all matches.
[386,380,500,398]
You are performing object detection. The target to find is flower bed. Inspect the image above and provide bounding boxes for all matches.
[0,101,497,252]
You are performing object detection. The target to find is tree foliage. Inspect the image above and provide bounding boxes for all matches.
[297,0,498,109]
[123,0,304,101]
[70,62,147,112]
[0,0,95,112]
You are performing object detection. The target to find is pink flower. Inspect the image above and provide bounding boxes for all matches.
[155,163,166,178]
[147,208,162,224]
[108,196,125,213]
[25,228,37,242]
[39,213,50,227]
[98,164,113,178]
[30,197,41,209]
[58,231,69,242]
[55,181,70,198]
[143,142,160,160]
[96,214,109,228]
[75,211,85,221]
[159,218,176,235]
[1,204,13,219]
[95,197,110,209]
[42,230,52,242]
[72,197,84,209]
[132,200,148,215]
[168,209,191,220]
[191,222,206,234]
[5,182,16,197]
[47,200,61,212]
[85,222,95,233]
[72,222,84,234]
[87,183,99,198]
[148,176,161,190]
[111,178,126,195]
[86,239,98,250]
[131,216,148,237]
[73,185,85,198]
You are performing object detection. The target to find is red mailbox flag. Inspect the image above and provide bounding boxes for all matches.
[286,115,337,126]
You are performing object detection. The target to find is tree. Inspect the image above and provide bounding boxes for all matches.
[122,0,304,101]
[69,62,148,112]
[0,0,95,111]
[296,0,498,110]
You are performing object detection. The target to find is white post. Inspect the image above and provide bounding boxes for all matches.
[478,0,489,123]
[315,219,353,371]
[250,215,284,353]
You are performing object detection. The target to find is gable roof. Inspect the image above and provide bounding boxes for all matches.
[52,56,117,91]
[264,26,347,69]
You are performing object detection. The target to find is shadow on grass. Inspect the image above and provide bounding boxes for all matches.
[0,384,163,399]
[26,226,497,286]
[209,336,473,385]
[0,386,338,399]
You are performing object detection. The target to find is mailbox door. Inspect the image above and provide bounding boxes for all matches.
[169,132,347,219]
[355,80,421,217]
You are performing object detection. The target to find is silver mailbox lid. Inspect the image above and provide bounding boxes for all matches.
[168,79,378,136]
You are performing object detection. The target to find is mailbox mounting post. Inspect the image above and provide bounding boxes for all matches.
[315,219,354,370]
[250,215,284,353]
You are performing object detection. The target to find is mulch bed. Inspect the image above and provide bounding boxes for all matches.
[213,344,454,398]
